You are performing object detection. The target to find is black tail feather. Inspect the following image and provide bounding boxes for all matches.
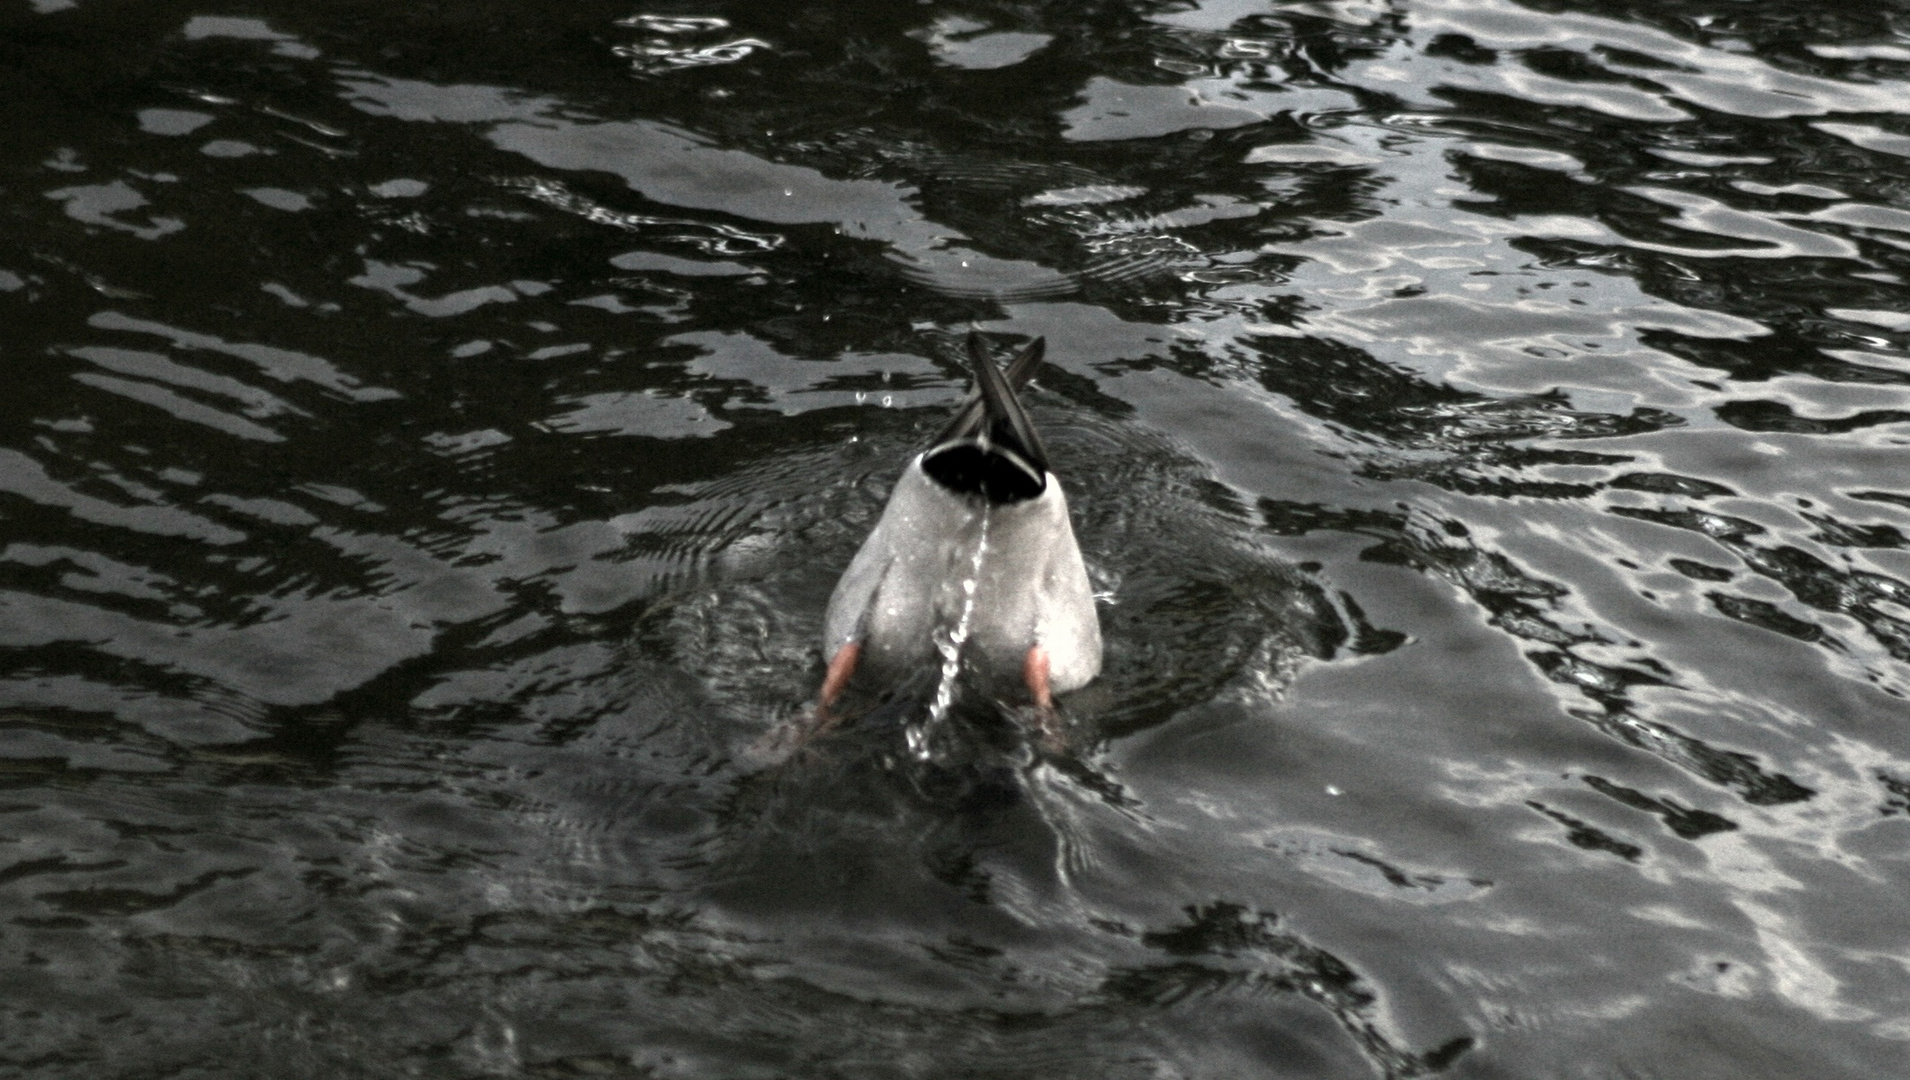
[933,335,1045,451]
[922,332,1051,503]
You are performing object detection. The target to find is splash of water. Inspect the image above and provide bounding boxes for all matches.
[910,503,990,761]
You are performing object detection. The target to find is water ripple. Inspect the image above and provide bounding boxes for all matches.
[7,0,1910,1074]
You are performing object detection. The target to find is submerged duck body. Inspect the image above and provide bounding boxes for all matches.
[818,334,1102,713]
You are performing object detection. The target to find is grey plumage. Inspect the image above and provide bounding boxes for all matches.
[821,334,1102,703]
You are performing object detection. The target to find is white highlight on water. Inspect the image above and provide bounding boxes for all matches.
[911,502,990,761]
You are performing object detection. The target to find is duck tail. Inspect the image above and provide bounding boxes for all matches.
[932,334,1047,460]
[920,333,1050,503]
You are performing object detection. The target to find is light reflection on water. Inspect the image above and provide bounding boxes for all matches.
[5,0,1910,1075]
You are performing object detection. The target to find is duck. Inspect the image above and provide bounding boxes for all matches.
[812,332,1102,738]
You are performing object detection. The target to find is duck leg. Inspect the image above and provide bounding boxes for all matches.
[1022,645,1053,711]
[1024,645,1069,753]
[749,642,863,763]
[818,641,861,714]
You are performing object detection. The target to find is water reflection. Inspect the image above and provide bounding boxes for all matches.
[6,0,1910,1074]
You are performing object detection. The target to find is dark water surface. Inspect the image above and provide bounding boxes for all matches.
[6,0,1910,1075]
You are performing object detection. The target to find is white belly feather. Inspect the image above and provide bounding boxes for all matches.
[823,455,1101,696]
